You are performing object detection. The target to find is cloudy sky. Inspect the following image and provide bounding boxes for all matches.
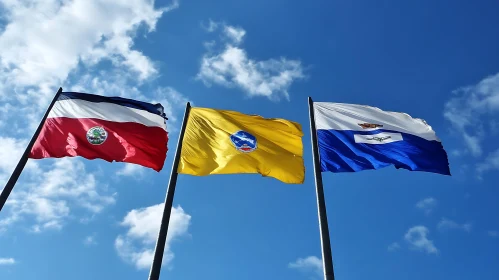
[1,0,499,279]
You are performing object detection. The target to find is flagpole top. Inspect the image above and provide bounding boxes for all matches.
[308,96,314,106]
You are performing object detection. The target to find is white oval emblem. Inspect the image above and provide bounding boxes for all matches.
[230,130,257,153]
[86,126,108,145]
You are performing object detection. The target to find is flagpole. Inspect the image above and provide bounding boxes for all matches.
[308,97,336,280]
[148,102,191,280]
[0,87,63,212]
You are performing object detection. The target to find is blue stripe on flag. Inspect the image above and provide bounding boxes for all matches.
[317,129,450,175]
[59,92,166,118]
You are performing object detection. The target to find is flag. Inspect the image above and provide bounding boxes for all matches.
[29,92,168,171]
[313,102,450,175]
[178,107,304,184]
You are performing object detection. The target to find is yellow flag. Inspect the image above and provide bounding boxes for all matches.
[178,107,304,184]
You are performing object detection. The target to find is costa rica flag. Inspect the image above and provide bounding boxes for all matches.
[29,92,169,171]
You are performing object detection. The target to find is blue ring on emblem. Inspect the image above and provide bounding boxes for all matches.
[230,130,257,153]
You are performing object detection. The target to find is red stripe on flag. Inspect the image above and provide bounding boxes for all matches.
[29,117,168,171]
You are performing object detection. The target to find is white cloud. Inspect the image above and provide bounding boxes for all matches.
[488,230,499,238]
[437,218,472,232]
[387,242,401,252]
[0,158,116,232]
[116,164,146,178]
[288,256,323,278]
[463,134,483,157]
[0,258,15,265]
[416,197,437,215]
[404,226,438,254]
[0,0,178,96]
[69,71,144,100]
[31,220,65,233]
[84,234,97,246]
[115,204,191,270]
[79,215,97,225]
[476,149,499,177]
[223,25,246,45]
[0,137,39,184]
[444,72,499,174]
[198,23,304,101]
[201,21,245,44]
[201,19,219,33]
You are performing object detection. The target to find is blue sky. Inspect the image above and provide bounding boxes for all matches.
[1,0,499,279]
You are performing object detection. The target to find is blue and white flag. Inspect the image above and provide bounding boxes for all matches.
[313,102,450,175]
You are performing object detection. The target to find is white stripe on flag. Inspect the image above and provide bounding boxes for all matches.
[313,102,440,141]
[48,99,166,130]
[354,132,403,144]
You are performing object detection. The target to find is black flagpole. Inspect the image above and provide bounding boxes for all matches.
[0,87,63,212]
[308,97,336,280]
[148,102,191,280]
